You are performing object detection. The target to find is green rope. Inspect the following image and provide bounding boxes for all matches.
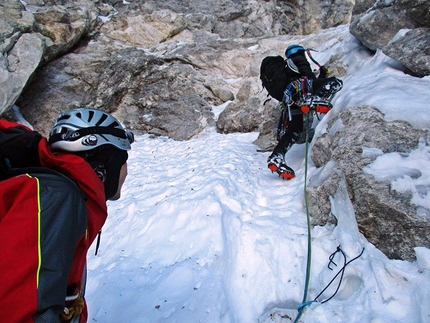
[294,112,313,323]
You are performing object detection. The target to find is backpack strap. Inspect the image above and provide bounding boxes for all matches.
[286,58,300,74]
[0,122,42,180]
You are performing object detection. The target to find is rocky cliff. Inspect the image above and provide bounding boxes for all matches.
[349,0,430,77]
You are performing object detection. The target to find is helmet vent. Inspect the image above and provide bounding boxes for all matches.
[96,114,108,126]
[88,110,95,122]
[107,121,120,128]
[58,115,70,121]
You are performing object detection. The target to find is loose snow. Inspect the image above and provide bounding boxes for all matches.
[86,25,430,323]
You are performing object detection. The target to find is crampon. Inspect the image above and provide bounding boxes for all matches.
[277,163,295,179]
[268,162,295,180]
[299,95,332,114]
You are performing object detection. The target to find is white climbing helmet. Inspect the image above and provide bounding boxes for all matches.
[49,108,134,152]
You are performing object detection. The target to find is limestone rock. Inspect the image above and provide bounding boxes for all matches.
[32,2,100,63]
[309,106,430,261]
[105,0,355,37]
[0,33,44,115]
[383,27,430,77]
[351,0,376,17]
[350,6,414,51]
[100,10,188,48]
[350,0,430,76]
[1,0,359,116]
[16,44,217,140]
[0,0,106,115]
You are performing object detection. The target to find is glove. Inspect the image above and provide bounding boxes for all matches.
[319,66,330,78]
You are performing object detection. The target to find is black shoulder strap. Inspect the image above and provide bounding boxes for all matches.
[0,126,42,180]
[286,58,300,74]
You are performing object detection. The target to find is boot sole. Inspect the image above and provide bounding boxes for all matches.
[278,171,295,180]
[268,163,278,172]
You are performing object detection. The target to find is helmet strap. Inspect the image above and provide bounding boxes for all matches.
[84,146,128,200]
[92,164,107,183]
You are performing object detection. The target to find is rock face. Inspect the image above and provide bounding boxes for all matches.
[350,0,430,77]
[0,0,102,115]
[100,0,355,37]
[308,106,429,261]
[0,0,354,125]
[383,27,430,77]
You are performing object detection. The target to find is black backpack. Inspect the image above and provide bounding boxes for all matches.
[0,122,42,180]
[260,56,290,102]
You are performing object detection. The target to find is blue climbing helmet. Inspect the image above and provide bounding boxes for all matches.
[285,44,305,58]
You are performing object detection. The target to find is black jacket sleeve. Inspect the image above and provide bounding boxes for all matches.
[291,53,316,80]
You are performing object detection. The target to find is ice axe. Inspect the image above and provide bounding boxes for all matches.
[306,49,330,76]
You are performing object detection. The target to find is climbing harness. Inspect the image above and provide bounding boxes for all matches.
[276,103,303,141]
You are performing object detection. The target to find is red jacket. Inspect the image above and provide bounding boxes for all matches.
[0,120,107,322]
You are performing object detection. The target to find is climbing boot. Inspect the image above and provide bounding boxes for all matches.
[277,163,295,180]
[267,154,283,173]
[300,95,332,113]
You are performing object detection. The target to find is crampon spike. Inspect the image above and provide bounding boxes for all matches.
[315,105,331,114]
[268,164,278,172]
[279,171,295,180]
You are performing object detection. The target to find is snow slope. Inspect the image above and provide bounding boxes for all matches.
[86,25,430,323]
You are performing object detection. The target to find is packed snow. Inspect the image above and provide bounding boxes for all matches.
[86,25,430,323]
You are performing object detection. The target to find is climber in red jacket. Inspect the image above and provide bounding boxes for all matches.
[0,108,134,323]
